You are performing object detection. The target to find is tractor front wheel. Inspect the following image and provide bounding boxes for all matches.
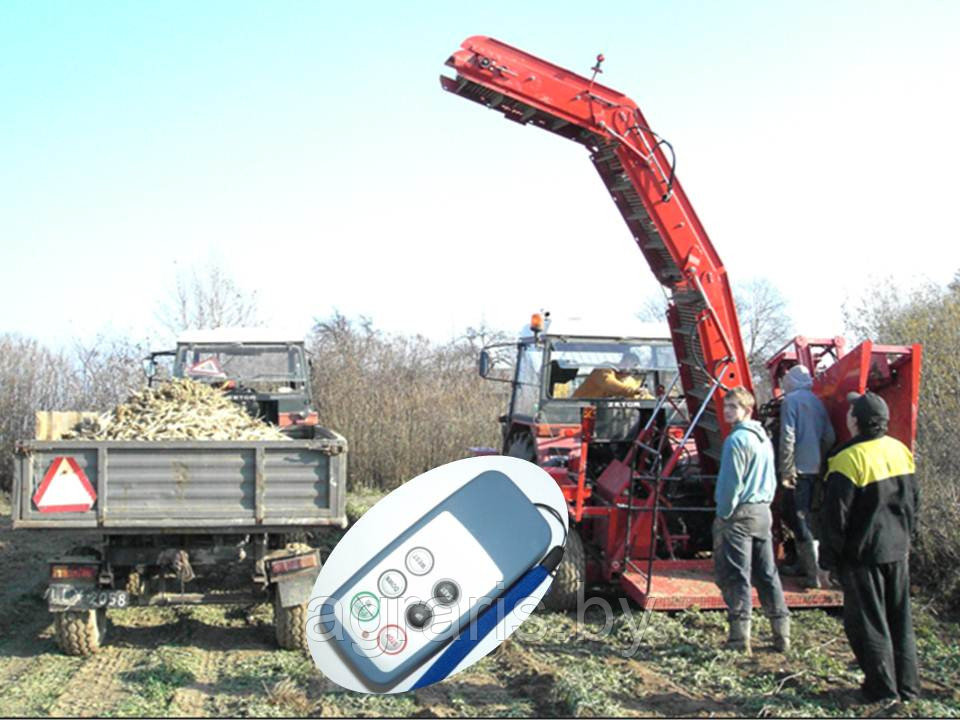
[507,434,536,463]
[541,528,585,611]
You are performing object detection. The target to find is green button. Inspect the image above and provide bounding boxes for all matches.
[349,591,379,621]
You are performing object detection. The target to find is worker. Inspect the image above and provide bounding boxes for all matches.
[713,387,790,654]
[819,392,919,704]
[572,352,653,399]
[778,365,835,588]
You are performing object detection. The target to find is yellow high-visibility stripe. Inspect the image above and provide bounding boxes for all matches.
[827,436,915,488]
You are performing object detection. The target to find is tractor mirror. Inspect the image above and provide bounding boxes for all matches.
[478,346,515,383]
[478,350,492,378]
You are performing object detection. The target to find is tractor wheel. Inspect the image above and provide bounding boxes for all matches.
[542,528,586,611]
[55,608,106,656]
[507,434,537,463]
[273,593,308,652]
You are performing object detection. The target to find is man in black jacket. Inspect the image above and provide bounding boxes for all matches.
[819,391,920,703]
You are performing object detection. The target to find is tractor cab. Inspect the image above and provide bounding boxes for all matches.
[480,312,682,472]
[147,328,319,438]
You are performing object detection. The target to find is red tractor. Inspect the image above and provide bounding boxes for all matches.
[448,37,921,611]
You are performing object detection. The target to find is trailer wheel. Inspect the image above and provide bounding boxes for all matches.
[54,608,106,656]
[542,528,585,611]
[273,593,308,652]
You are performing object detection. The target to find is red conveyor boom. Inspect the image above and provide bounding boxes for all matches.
[442,36,753,466]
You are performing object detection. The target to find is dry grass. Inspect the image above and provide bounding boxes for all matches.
[0,333,145,491]
[309,313,509,491]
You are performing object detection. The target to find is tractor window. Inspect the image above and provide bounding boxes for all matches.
[546,341,677,399]
[175,344,307,391]
[511,343,543,418]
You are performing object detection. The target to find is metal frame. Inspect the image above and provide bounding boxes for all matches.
[13,439,348,531]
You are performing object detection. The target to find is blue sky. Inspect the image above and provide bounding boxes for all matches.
[2,1,957,349]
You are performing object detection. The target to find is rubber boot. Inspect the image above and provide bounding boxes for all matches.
[772,616,791,653]
[798,541,821,589]
[724,618,751,654]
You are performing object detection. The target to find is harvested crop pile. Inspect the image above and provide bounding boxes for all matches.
[63,378,290,441]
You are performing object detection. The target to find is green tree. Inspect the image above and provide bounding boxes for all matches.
[844,273,960,605]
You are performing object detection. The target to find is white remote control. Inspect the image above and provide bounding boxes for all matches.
[314,470,553,690]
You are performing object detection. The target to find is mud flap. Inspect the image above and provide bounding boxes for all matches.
[276,569,319,607]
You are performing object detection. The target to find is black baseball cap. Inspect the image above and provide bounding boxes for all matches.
[846,391,889,425]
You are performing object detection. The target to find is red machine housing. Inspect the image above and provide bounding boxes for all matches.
[445,37,922,610]
[767,338,921,452]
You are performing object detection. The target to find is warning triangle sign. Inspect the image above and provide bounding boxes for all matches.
[33,456,97,513]
[188,356,226,378]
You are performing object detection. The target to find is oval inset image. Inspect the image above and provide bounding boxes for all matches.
[305,455,567,694]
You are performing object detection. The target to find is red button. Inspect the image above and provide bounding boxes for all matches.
[377,625,407,655]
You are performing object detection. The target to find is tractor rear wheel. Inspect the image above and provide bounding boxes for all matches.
[55,608,106,656]
[542,528,585,611]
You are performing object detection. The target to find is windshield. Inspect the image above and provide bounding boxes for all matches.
[176,344,307,385]
[545,340,677,400]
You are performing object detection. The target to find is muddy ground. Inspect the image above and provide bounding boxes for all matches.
[1,495,958,718]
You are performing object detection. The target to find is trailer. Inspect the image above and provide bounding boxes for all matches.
[13,330,348,655]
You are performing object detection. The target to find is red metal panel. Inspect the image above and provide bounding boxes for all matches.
[812,341,920,451]
[621,560,843,611]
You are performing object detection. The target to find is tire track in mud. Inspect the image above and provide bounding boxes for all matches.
[412,663,542,718]
[489,640,571,717]
[0,506,81,712]
[492,632,733,718]
[47,645,144,717]
[167,608,277,716]
[168,652,218,717]
[167,626,247,718]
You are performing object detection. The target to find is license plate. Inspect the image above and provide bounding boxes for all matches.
[46,585,129,610]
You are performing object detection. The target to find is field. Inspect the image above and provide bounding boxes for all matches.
[1,494,958,719]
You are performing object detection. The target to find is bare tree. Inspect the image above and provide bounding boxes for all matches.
[638,278,792,373]
[733,278,793,372]
[157,263,261,336]
[69,335,147,410]
[636,291,670,323]
[308,313,507,491]
[457,324,512,364]
[0,335,74,490]
[948,268,960,295]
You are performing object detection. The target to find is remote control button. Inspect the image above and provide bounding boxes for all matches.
[405,602,433,629]
[432,580,460,605]
[377,569,406,598]
[349,591,380,621]
[377,624,407,655]
[405,547,434,576]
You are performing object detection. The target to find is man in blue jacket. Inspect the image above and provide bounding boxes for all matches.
[714,387,790,653]
[778,365,835,587]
